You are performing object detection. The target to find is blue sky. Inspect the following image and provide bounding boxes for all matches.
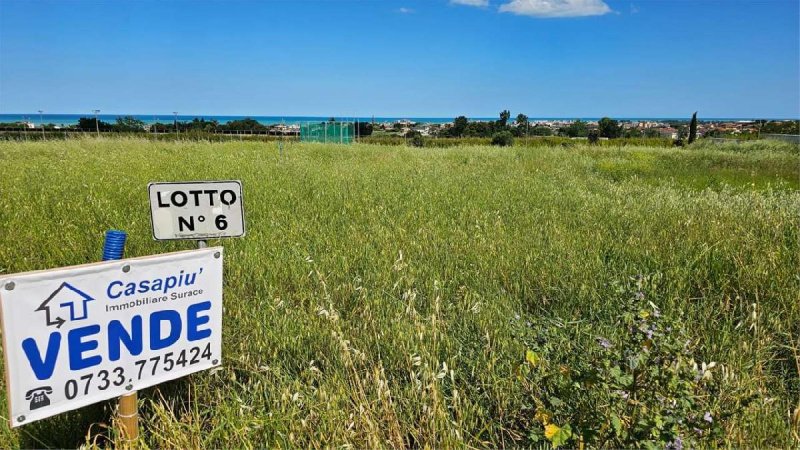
[1,0,798,118]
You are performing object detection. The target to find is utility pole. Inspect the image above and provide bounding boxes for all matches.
[38,110,45,139]
[93,109,101,137]
[173,112,179,138]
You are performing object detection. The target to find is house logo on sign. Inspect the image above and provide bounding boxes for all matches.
[35,282,94,328]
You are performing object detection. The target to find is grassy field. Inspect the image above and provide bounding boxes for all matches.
[0,138,798,448]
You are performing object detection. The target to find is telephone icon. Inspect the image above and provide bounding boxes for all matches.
[25,386,52,410]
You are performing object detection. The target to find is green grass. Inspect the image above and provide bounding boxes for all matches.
[0,138,798,448]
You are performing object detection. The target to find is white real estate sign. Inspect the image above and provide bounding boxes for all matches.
[0,247,223,427]
[148,180,245,241]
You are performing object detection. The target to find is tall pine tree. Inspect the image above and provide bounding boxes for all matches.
[688,112,698,144]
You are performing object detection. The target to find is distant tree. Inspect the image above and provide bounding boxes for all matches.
[77,117,112,131]
[464,121,493,137]
[588,129,600,144]
[114,116,146,132]
[514,113,529,137]
[643,128,661,138]
[562,120,589,138]
[598,117,622,139]
[531,125,553,136]
[406,131,424,147]
[223,118,267,131]
[186,118,219,132]
[451,116,469,137]
[354,121,373,137]
[688,112,698,144]
[624,128,643,138]
[675,125,688,140]
[498,110,511,128]
[761,120,800,135]
[491,131,514,147]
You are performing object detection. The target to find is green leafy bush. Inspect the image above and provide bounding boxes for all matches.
[491,131,514,147]
[407,132,424,148]
[588,129,600,145]
[517,275,740,448]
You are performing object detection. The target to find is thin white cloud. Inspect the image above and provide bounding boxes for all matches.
[397,7,415,14]
[499,0,612,18]
[450,0,490,7]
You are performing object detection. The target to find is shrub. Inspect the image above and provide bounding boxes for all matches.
[491,131,514,147]
[407,132,424,148]
[588,129,600,145]
[516,275,738,448]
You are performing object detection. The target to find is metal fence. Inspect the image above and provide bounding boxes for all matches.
[299,122,353,144]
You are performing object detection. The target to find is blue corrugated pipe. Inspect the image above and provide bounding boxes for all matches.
[102,229,127,261]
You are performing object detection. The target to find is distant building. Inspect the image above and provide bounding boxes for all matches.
[656,127,678,139]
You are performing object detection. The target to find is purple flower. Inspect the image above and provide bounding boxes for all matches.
[635,291,645,300]
[704,411,713,423]
[666,436,683,450]
[646,328,654,339]
[598,337,612,349]
[614,390,629,400]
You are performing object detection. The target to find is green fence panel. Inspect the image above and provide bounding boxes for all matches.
[300,122,354,144]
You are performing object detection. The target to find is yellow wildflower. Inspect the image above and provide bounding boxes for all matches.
[544,424,560,440]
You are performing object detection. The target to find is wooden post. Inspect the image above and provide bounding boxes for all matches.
[102,230,139,443]
[118,392,139,441]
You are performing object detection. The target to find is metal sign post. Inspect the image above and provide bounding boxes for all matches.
[100,230,138,441]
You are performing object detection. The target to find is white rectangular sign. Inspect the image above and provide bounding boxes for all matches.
[0,247,223,427]
[148,180,245,240]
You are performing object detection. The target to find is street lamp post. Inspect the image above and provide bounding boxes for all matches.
[93,109,101,137]
[38,110,45,139]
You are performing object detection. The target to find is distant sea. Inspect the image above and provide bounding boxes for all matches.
[0,114,481,126]
[0,113,777,126]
